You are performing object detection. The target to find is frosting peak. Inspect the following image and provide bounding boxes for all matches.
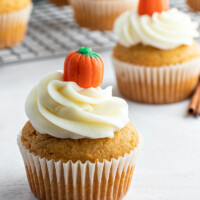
[114,8,199,50]
[25,71,129,139]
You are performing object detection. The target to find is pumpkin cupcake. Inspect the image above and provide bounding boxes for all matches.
[112,0,200,104]
[70,0,138,30]
[18,47,141,200]
[48,0,68,6]
[0,0,32,49]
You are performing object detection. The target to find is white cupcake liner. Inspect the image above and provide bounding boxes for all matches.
[70,0,138,30]
[17,134,141,200]
[0,4,32,48]
[112,57,200,104]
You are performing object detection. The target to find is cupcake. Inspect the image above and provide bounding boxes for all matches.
[187,0,200,11]
[18,47,141,200]
[48,0,68,6]
[112,0,200,104]
[0,0,32,49]
[70,0,138,31]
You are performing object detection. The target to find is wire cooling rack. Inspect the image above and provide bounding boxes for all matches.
[0,0,117,66]
[0,0,199,66]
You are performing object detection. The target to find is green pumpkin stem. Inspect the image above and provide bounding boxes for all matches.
[77,47,100,59]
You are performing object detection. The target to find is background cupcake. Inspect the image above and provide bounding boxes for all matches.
[48,0,69,6]
[18,47,141,200]
[112,0,200,104]
[187,0,200,11]
[70,0,138,31]
[0,0,32,49]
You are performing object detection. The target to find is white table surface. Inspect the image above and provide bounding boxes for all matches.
[0,52,200,200]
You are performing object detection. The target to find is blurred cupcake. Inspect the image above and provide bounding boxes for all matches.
[70,0,138,30]
[187,0,200,11]
[18,47,141,200]
[112,0,200,104]
[0,0,32,49]
[48,0,68,6]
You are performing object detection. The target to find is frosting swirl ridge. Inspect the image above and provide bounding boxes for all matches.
[114,8,199,50]
[25,71,129,139]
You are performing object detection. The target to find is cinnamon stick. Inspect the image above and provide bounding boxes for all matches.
[188,78,200,117]
[197,99,200,117]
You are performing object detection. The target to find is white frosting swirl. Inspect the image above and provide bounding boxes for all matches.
[25,71,129,139]
[114,8,199,50]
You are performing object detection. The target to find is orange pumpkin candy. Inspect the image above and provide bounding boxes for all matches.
[63,47,104,88]
[138,0,169,16]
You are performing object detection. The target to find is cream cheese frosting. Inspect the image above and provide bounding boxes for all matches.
[25,71,129,139]
[114,8,199,50]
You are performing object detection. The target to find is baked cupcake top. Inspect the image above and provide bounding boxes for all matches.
[21,121,139,162]
[0,0,31,14]
[114,0,199,50]
[25,47,129,139]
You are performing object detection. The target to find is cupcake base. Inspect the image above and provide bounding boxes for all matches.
[18,135,141,200]
[70,0,138,31]
[113,57,200,104]
[0,4,32,49]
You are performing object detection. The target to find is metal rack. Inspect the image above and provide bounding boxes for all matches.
[0,0,199,66]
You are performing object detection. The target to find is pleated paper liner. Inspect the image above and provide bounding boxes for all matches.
[0,4,32,49]
[17,134,141,200]
[70,0,138,31]
[112,57,200,104]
